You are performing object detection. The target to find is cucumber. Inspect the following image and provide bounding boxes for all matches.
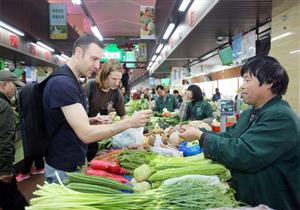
[66,173,132,191]
[67,183,122,194]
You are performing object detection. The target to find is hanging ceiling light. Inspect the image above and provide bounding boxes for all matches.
[156,44,164,54]
[0,20,24,36]
[151,55,157,62]
[91,25,103,41]
[36,41,55,52]
[178,0,191,12]
[71,0,81,5]
[163,23,175,40]
[61,53,71,60]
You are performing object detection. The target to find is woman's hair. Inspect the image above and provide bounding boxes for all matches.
[241,56,289,95]
[187,85,203,102]
[96,59,123,88]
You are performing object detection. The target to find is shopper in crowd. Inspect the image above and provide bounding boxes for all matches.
[83,59,126,161]
[42,35,152,183]
[15,155,45,182]
[212,87,221,102]
[173,89,183,106]
[149,88,157,101]
[121,64,130,103]
[143,88,150,100]
[152,85,179,113]
[0,71,28,210]
[179,56,300,209]
[183,85,213,123]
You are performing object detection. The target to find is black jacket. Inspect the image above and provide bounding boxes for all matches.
[0,92,16,175]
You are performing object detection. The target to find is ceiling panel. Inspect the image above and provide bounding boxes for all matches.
[85,0,156,37]
[153,0,272,76]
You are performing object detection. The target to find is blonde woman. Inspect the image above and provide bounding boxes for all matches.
[84,59,126,160]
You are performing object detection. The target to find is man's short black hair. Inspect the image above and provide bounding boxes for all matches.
[241,56,289,95]
[173,90,179,94]
[187,85,203,102]
[156,85,164,91]
[72,34,103,55]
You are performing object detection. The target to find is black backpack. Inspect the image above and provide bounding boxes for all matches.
[18,67,74,157]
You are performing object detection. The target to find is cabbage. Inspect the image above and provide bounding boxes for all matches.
[132,181,152,193]
[133,164,152,182]
[130,178,138,186]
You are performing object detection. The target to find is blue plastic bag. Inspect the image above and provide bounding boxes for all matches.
[178,141,202,157]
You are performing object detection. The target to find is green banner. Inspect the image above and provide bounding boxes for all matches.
[101,43,125,62]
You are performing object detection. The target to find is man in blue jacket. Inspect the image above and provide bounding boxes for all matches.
[179,56,300,210]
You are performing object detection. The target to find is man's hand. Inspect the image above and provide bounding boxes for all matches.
[178,125,203,142]
[0,173,13,183]
[129,109,152,128]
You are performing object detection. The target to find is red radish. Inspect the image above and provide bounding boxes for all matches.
[110,174,128,183]
[85,168,112,178]
[119,167,127,175]
[90,160,122,174]
[85,167,128,183]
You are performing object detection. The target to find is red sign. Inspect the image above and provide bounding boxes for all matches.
[44,51,50,60]
[9,35,18,48]
[30,44,37,55]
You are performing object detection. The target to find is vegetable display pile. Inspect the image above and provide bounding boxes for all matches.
[66,173,132,191]
[149,154,231,183]
[125,98,149,114]
[27,177,240,210]
[85,160,128,183]
[117,149,157,174]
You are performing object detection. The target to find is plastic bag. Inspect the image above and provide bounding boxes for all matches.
[112,127,144,148]
[150,135,183,157]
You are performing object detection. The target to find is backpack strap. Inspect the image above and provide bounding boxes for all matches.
[113,88,120,104]
[88,80,97,103]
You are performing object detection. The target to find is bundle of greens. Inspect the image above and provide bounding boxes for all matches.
[149,154,231,183]
[125,98,149,114]
[27,177,240,210]
[117,149,157,174]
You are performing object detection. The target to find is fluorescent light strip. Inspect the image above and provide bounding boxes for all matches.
[57,55,67,61]
[91,25,103,41]
[178,0,191,12]
[71,0,81,5]
[36,41,54,52]
[61,53,71,60]
[289,49,300,54]
[0,21,24,36]
[104,38,116,41]
[163,23,175,40]
[151,55,157,62]
[129,38,140,41]
[156,44,164,54]
[271,32,292,42]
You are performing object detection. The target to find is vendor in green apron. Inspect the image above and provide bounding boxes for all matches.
[184,85,213,123]
[152,85,179,113]
[178,56,300,210]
